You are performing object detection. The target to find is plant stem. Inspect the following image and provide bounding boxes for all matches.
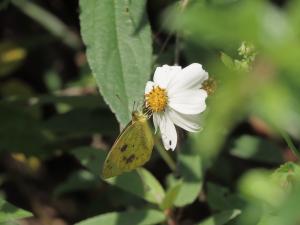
[155,136,177,172]
[280,130,300,159]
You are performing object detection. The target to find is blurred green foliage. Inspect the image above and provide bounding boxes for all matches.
[0,196,32,223]
[1,0,300,224]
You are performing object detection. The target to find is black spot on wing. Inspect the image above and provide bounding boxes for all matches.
[122,154,136,164]
[120,144,128,152]
[127,154,136,163]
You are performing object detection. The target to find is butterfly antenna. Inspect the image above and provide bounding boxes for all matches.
[133,101,135,111]
[133,99,142,112]
[117,94,138,114]
[139,99,144,112]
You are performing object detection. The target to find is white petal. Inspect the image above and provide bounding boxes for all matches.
[168,63,208,95]
[159,114,177,151]
[153,113,162,133]
[153,65,182,89]
[167,108,201,132]
[169,89,207,115]
[145,81,155,94]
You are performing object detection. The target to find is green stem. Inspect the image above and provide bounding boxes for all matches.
[280,130,300,159]
[155,136,176,172]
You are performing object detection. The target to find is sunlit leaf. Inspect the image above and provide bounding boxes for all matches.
[0,196,32,223]
[160,182,181,210]
[196,209,241,225]
[75,209,165,225]
[164,0,264,47]
[238,169,286,207]
[230,135,283,164]
[272,162,300,192]
[237,166,300,225]
[107,168,165,205]
[271,183,300,225]
[252,81,300,138]
[220,52,234,69]
[80,0,152,126]
[72,147,165,205]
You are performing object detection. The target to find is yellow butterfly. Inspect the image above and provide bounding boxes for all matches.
[102,111,154,179]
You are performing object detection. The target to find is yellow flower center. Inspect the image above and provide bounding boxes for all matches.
[145,86,168,112]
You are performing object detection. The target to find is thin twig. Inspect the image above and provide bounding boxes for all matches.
[155,33,173,63]
[174,0,189,65]
[174,34,180,65]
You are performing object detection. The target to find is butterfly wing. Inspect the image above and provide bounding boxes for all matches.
[102,118,154,179]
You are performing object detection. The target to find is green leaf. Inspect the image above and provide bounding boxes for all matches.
[272,183,300,225]
[0,104,47,155]
[160,182,182,210]
[72,147,107,176]
[174,152,203,207]
[0,197,32,223]
[273,162,300,177]
[220,52,234,69]
[237,167,300,225]
[207,182,245,211]
[230,135,283,164]
[80,0,152,126]
[257,212,281,225]
[107,168,165,205]
[44,70,62,92]
[71,147,165,204]
[196,209,241,225]
[165,0,263,47]
[54,170,100,196]
[238,169,286,207]
[75,209,165,225]
[251,81,300,137]
[271,162,300,192]
[45,108,118,137]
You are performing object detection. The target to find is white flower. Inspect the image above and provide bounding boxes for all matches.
[144,63,208,150]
